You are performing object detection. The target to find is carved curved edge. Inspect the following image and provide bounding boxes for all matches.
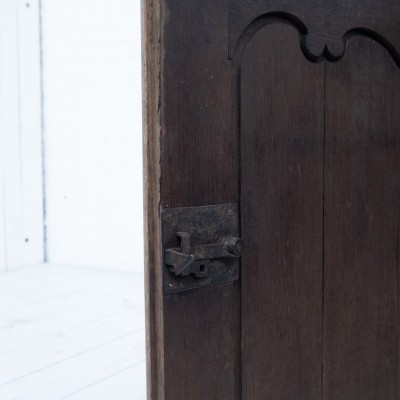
[231,12,400,68]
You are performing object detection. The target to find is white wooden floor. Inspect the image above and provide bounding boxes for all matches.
[0,263,146,400]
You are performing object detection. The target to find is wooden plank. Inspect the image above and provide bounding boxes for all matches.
[161,0,238,208]
[323,36,400,400]
[164,285,240,399]
[0,318,143,382]
[62,361,146,400]
[0,332,143,400]
[143,0,241,398]
[161,0,241,396]
[142,0,164,397]
[240,24,324,399]
[0,264,146,399]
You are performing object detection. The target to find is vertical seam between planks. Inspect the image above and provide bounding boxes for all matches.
[238,66,243,400]
[321,61,327,400]
[232,54,243,400]
[396,165,400,399]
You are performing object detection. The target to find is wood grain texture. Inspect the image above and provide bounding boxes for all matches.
[143,0,240,398]
[161,0,238,208]
[142,0,164,398]
[161,0,240,398]
[240,24,324,399]
[144,0,400,398]
[164,285,240,399]
[323,36,400,400]
[229,0,400,62]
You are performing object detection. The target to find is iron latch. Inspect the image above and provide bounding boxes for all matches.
[162,203,241,293]
[165,232,242,278]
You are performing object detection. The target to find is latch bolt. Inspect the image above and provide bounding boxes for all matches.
[162,203,240,293]
[165,232,242,278]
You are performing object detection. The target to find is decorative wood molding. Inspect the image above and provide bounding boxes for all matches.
[231,12,400,67]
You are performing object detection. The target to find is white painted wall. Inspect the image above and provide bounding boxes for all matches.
[0,0,44,271]
[41,0,143,273]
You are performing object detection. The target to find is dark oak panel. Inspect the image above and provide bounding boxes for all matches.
[162,0,238,208]
[229,0,400,63]
[240,24,324,399]
[323,37,400,400]
[144,0,400,398]
[164,285,240,399]
[159,1,240,399]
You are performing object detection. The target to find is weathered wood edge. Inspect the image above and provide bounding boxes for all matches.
[141,0,164,399]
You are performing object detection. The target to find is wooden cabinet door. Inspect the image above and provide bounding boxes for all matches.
[143,1,400,399]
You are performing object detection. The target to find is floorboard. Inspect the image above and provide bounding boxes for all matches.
[0,263,146,399]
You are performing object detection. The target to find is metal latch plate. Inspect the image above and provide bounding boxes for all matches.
[162,203,240,293]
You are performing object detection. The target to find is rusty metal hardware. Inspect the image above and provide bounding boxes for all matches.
[162,203,241,293]
[165,232,242,277]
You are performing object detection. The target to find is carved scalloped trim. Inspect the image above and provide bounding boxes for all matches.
[231,12,400,68]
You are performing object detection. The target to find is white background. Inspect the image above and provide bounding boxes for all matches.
[0,0,44,271]
[0,0,144,273]
[0,3,146,397]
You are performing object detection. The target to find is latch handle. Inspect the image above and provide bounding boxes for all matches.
[165,232,242,278]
